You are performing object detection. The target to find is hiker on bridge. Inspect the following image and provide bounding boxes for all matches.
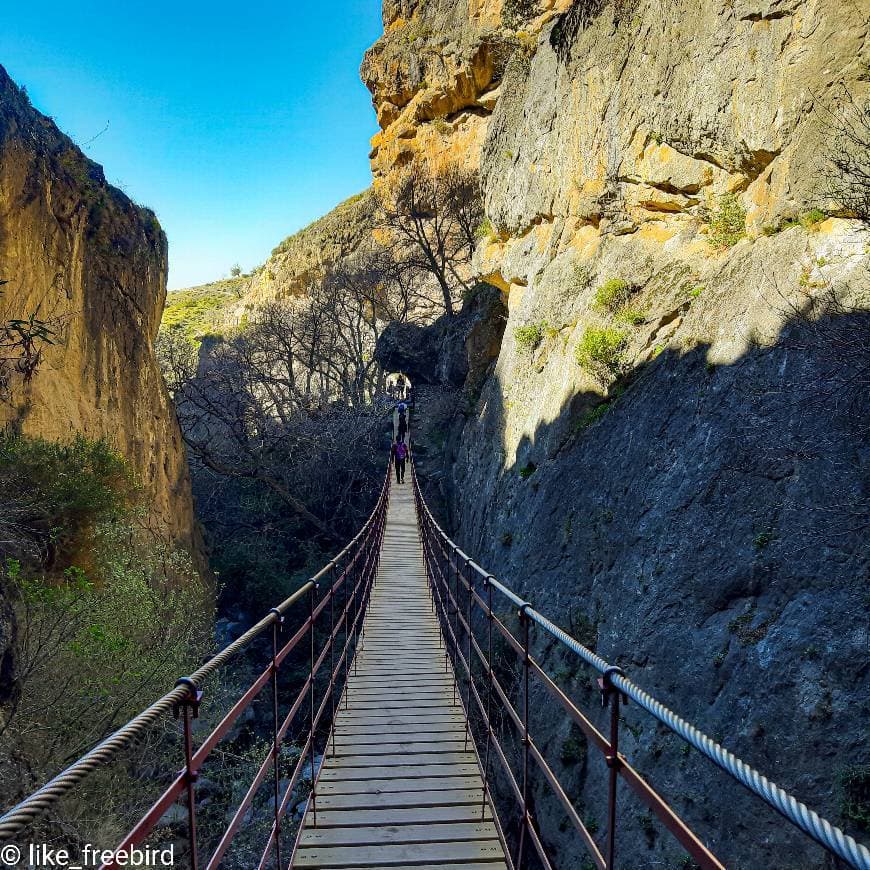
[396,373,406,400]
[391,437,408,484]
[397,401,408,443]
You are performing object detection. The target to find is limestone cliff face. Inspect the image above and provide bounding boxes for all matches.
[236,190,376,314]
[365,1,869,866]
[0,66,199,555]
[361,0,523,183]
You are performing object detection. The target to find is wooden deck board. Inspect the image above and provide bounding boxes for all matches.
[292,480,506,869]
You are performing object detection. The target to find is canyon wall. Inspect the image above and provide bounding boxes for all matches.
[0,66,200,555]
[235,189,376,314]
[366,1,869,867]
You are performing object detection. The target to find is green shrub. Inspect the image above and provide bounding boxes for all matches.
[574,326,626,377]
[707,194,746,249]
[616,306,646,326]
[754,529,775,550]
[595,278,632,311]
[8,524,209,765]
[0,433,210,798]
[475,217,495,240]
[404,20,432,42]
[0,434,136,562]
[161,283,241,344]
[519,461,537,479]
[560,723,587,765]
[514,323,544,353]
[799,208,827,230]
[575,403,610,432]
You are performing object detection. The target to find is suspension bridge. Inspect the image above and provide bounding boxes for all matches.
[0,455,868,869]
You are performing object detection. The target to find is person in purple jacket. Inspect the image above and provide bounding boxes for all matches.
[391,438,408,483]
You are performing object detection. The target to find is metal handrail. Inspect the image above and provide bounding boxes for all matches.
[0,462,392,868]
[411,457,870,870]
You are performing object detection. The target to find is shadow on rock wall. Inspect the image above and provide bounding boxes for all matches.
[445,308,869,868]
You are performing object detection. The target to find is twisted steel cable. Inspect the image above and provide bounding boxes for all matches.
[527,609,870,870]
[416,487,870,870]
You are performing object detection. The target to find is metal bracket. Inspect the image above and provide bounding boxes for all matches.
[173,677,203,719]
[269,607,285,626]
[598,665,627,709]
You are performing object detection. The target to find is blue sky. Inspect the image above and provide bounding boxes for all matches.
[1,1,383,288]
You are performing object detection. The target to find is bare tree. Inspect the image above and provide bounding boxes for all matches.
[376,163,484,315]
[0,281,66,404]
[821,86,870,222]
[160,267,388,545]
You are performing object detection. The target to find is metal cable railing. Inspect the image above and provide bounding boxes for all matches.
[411,458,870,870]
[0,463,391,868]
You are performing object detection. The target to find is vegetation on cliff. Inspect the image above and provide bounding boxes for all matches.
[0,434,210,837]
[161,278,246,343]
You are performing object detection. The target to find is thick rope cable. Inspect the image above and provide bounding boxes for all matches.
[0,585,310,839]
[416,489,870,870]
[0,472,389,841]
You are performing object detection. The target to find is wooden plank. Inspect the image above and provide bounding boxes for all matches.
[318,763,483,782]
[308,805,492,829]
[327,751,478,769]
[333,713,466,727]
[293,840,507,867]
[329,864,507,870]
[299,820,499,847]
[341,688,455,699]
[343,698,454,710]
[333,726,467,741]
[315,789,483,811]
[316,776,484,796]
[332,740,470,757]
[336,710,462,722]
[333,725,466,741]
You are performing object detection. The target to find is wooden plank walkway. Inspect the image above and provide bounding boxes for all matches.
[292,480,508,869]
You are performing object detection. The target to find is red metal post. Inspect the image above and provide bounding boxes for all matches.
[517,605,531,869]
[464,557,473,752]
[480,577,494,822]
[308,584,318,828]
[269,613,283,868]
[344,554,351,711]
[329,566,337,760]
[451,546,459,705]
[601,666,625,868]
[173,678,202,870]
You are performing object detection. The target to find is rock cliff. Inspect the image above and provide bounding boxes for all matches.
[0,66,200,555]
[366,1,869,866]
[235,189,376,313]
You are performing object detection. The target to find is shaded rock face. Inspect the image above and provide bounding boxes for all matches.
[447,228,869,867]
[0,66,200,556]
[374,283,507,387]
[363,0,870,866]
